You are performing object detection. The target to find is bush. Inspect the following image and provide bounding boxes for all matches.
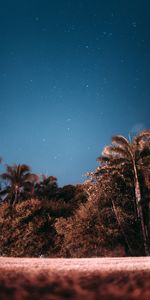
[0,199,61,257]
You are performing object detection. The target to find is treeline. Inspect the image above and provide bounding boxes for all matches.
[0,130,150,257]
[0,165,87,214]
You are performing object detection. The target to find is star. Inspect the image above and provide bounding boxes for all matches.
[35,17,39,22]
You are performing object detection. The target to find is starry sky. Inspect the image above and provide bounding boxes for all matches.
[0,0,150,186]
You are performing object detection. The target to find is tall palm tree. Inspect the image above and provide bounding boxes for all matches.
[94,130,150,255]
[0,164,38,205]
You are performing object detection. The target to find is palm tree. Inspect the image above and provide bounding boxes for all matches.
[0,164,38,205]
[94,130,150,255]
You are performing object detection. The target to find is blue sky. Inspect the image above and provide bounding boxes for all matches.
[0,0,150,185]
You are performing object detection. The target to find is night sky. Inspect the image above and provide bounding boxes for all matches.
[0,1,150,186]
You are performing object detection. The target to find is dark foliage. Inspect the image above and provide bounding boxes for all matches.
[0,130,149,257]
[89,130,150,255]
[0,184,88,257]
[0,199,61,257]
[34,175,58,200]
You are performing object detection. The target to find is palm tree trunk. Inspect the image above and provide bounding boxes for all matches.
[111,200,133,256]
[133,161,149,255]
[13,191,18,206]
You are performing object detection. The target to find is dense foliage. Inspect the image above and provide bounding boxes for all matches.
[0,183,87,257]
[0,130,149,257]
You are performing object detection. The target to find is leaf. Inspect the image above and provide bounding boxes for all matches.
[102,146,130,160]
[96,156,110,163]
[133,130,150,144]
[112,135,130,148]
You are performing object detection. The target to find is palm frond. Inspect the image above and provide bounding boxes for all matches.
[137,130,150,137]
[23,173,39,183]
[18,164,31,176]
[102,145,130,160]
[0,187,10,195]
[0,173,13,181]
[109,158,131,166]
[133,130,150,145]
[137,148,150,160]
[112,135,130,148]
[96,156,110,163]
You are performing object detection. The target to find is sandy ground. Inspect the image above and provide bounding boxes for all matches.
[0,257,150,299]
[0,257,150,272]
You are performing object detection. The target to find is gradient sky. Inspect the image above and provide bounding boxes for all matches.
[0,0,150,185]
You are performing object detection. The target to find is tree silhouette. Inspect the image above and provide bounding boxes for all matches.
[0,164,38,205]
